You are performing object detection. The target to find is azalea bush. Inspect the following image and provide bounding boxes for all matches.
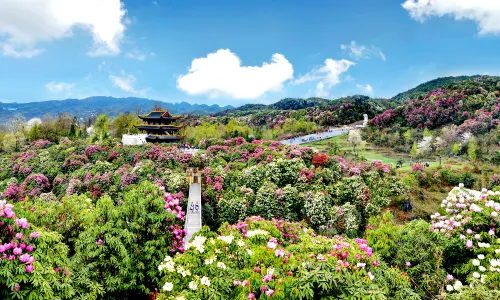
[1,199,74,300]
[430,185,500,294]
[156,217,416,299]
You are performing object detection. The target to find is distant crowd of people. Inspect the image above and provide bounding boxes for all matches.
[178,143,199,150]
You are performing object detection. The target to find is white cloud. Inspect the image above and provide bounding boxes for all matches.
[125,49,146,61]
[356,83,374,95]
[177,49,294,99]
[45,81,75,93]
[340,41,386,61]
[109,71,137,93]
[315,82,328,97]
[402,0,500,35]
[294,59,355,87]
[0,0,127,58]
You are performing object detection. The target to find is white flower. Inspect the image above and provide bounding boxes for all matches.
[162,282,173,291]
[473,272,480,278]
[367,271,374,280]
[246,249,253,256]
[356,263,366,268]
[446,285,454,292]
[217,262,227,270]
[204,256,216,265]
[267,268,275,276]
[217,235,234,244]
[479,266,486,272]
[472,259,480,266]
[237,240,245,247]
[176,297,185,300]
[189,281,198,291]
[267,241,277,249]
[246,229,269,237]
[496,249,500,254]
[478,254,485,260]
[459,183,464,188]
[201,276,211,286]
[453,280,463,290]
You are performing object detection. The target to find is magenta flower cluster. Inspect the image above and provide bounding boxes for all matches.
[1,200,39,275]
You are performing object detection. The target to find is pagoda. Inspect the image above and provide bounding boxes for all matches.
[134,107,184,143]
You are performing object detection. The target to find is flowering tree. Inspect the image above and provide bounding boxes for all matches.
[347,129,363,158]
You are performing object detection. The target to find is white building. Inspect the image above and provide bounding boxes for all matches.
[122,134,148,146]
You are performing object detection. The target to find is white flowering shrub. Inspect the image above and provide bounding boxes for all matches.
[253,182,279,219]
[217,196,248,224]
[304,191,332,228]
[156,216,415,299]
[264,158,305,186]
[430,186,500,294]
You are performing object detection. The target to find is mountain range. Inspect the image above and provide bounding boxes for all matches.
[0,75,492,124]
[0,96,233,123]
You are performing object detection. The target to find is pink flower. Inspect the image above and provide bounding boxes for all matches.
[26,264,34,273]
[55,267,60,273]
[15,218,29,229]
[26,245,33,252]
[254,267,261,273]
[30,232,40,238]
[275,249,285,257]
[263,274,272,283]
[466,229,473,234]
[488,229,495,235]
[265,289,275,296]
[446,274,454,281]
[372,260,379,267]
[96,239,103,245]
[248,293,255,299]
[261,285,267,292]
[474,234,480,240]
[234,280,241,286]
[242,280,249,287]
[13,247,22,255]
[15,233,23,239]
[466,240,473,248]
[406,262,411,267]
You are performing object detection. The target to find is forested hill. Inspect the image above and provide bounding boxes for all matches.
[392,75,482,102]
[0,96,233,123]
[214,95,398,117]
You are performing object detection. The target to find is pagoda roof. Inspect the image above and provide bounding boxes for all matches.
[138,109,181,120]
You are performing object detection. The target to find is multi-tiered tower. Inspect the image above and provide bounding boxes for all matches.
[134,108,184,143]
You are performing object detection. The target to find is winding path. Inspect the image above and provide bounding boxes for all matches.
[280,114,368,145]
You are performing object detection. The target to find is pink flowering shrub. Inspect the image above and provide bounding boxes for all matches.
[1,199,73,298]
[411,163,425,172]
[19,173,51,198]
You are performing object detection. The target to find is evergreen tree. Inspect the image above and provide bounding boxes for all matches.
[452,143,460,156]
[468,136,477,161]
[409,141,418,157]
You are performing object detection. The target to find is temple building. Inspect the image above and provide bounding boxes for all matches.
[134,108,184,143]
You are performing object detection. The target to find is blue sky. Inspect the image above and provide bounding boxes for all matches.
[0,0,499,106]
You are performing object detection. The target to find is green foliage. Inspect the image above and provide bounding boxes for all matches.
[72,181,182,298]
[409,142,418,157]
[468,136,477,161]
[366,211,449,298]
